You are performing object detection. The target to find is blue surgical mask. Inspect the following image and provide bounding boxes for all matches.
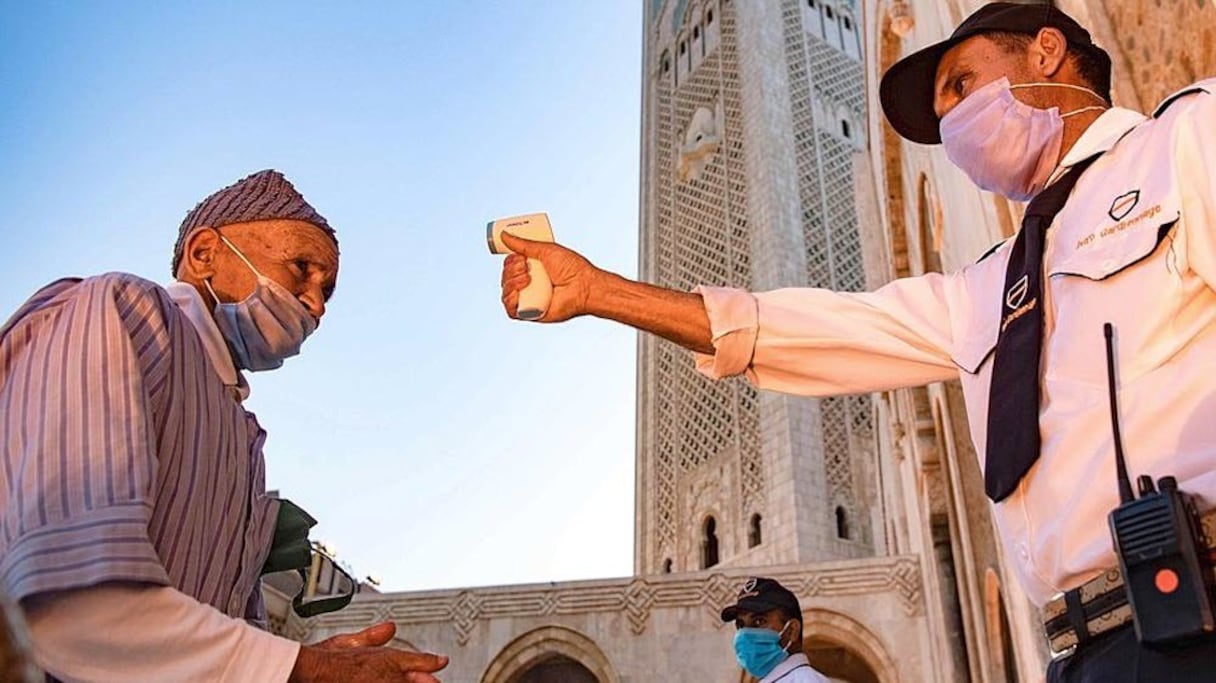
[205,235,317,371]
[734,621,792,680]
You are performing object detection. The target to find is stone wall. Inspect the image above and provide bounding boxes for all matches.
[1099,0,1216,107]
[285,558,931,683]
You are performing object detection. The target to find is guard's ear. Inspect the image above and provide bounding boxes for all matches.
[180,227,222,280]
[1029,27,1069,79]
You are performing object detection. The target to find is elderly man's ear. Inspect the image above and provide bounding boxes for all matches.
[180,228,222,280]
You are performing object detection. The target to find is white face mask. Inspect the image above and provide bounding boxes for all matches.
[940,77,1106,201]
[205,235,317,372]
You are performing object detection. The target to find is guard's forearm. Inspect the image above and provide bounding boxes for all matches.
[585,270,715,354]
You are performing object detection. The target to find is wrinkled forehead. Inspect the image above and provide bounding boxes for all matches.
[224,219,338,261]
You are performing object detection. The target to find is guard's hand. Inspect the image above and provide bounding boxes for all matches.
[499,233,599,323]
[289,622,448,683]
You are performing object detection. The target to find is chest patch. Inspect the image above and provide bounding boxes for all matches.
[1109,190,1140,221]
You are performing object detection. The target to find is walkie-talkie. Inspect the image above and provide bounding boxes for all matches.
[1104,323,1215,645]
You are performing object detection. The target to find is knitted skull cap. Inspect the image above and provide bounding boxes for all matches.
[171,169,336,274]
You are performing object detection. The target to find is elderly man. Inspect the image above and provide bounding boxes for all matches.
[1,170,448,682]
[499,3,1216,681]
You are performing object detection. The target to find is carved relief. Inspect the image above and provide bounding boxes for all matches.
[295,557,924,644]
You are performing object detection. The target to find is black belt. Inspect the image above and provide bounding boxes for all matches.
[1042,509,1216,653]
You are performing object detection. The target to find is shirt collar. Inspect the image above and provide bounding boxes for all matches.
[165,281,250,401]
[1053,107,1147,177]
[760,652,811,683]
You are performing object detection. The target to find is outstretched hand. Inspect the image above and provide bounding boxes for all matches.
[290,622,448,683]
[499,232,599,323]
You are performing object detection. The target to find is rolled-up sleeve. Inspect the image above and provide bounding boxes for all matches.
[1,274,174,603]
[693,272,962,396]
[693,286,760,378]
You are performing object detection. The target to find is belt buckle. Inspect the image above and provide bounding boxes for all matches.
[1050,642,1077,660]
[1044,601,1078,661]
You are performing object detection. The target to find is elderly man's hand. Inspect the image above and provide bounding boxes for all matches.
[289,622,448,683]
[499,233,601,323]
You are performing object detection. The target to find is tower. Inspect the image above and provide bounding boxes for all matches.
[636,0,879,576]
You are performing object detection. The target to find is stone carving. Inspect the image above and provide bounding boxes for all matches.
[676,106,722,182]
[294,557,924,644]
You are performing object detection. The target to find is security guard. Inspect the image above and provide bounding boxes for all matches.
[720,578,829,683]
[497,2,1216,681]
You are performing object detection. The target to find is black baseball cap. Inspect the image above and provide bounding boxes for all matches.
[720,577,803,623]
[879,1,1112,145]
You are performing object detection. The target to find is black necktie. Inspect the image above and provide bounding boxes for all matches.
[984,156,1099,502]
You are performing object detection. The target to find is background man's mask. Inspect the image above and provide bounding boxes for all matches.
[733,619,794,679]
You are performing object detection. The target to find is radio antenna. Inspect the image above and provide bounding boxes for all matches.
[1104,323,1135,504]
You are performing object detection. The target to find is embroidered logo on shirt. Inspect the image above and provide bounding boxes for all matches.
[1108,190,1140,221]
[1075,203,1164,251]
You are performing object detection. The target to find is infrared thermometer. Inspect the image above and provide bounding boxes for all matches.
[487,212,554,320]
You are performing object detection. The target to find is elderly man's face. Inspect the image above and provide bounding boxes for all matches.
[202,219,339,322]
[933,34,1035,121]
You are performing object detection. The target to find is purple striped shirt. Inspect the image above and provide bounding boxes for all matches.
[0,273,279,620]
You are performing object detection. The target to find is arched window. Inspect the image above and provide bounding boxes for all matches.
[825,5,835,20]
[748,513,763,548]
[807,0,816,7]
[702,516,720,568]
[679,41,686,56]
[661,50,671,74]
[662,558,673,574]
[835,506,850,540]
[917,174,945,274]
[693,25,700,40]
[843,15,853,31]
[841,119,851,138]
[706,8,714,24]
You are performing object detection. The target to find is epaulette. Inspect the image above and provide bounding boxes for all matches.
[1153,80,1214,118]
[976,239,1008,263]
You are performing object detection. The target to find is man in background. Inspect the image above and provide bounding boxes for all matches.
[720,577,829,683]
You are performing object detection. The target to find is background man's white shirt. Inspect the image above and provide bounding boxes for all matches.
[759,653,831,683]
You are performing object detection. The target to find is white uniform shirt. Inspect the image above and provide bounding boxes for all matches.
[759,653,831,683]
[693,79,1216,606]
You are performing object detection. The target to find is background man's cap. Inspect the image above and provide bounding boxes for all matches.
[171,169,336,274]
[879,1,1112,145]
[720,577,803,623]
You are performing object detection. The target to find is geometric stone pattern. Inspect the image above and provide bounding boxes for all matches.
[646,0,763,569]
[643,0,881,571]
[287,556,924,646]
[780,0,873,534]
[1097,0,1216,109]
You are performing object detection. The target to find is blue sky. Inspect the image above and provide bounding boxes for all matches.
[0,2,642,591]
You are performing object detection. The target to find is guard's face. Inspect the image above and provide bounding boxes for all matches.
[190,219,339,322]
[933,35,1031,120]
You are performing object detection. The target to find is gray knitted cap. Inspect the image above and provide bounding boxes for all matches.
[171,169,337,274]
